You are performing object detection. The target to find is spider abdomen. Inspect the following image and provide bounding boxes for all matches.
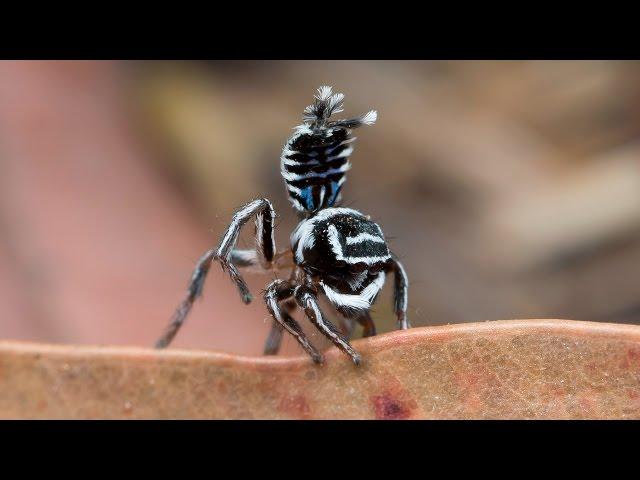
[281,126,355,212]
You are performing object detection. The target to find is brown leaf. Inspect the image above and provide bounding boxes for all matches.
[1,319,639,419]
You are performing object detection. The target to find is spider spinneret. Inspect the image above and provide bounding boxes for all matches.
[156,86,410,366]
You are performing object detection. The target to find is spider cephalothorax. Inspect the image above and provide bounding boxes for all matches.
[157,86,409,365]
[291,208,392,314]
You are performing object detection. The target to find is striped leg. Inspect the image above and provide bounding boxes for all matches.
[388,254,410,330]
[264,280,323,364]
[217,198,276,303]
[155,248,216,348]
[263,297,298,355]
[155,199,276,349]
[295,286,361,365]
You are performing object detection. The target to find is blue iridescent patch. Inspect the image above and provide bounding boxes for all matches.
[300,186,315,210]
[327,181,341,206]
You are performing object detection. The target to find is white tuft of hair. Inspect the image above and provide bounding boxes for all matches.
[326,92,345,115]
[302,104,316,122]
[360,110,377,125]
[315,85,333,101]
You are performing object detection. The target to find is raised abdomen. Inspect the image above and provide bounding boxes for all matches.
[281,126,355,213]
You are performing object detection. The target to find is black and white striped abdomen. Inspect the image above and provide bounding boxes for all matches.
[281,125,355,213]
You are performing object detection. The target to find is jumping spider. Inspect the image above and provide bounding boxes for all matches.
[156,86,410,365]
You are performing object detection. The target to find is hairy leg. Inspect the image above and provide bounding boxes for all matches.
[155,248,216,348]
[295,286,361,365]
[263,322,284,355]
[264,280,323,364]
[355,310,377,337]
[263,298,297,355]
[388,254,410,330]
[217,198,276,303]
[156,198,277,348]
[338,316,356,338]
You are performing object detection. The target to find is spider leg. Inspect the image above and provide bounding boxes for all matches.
[264,280,323,364]
[355,310,377,337]
[323,301,357,339]
[263,322,284,355]
[338,316,356,339]
[228,249,259,267]
[217,198,277,303]
[295,286,361,365]
[263,297,297,355]
[388,254,410,330]
[156,199,277,349]
[155,248,216,348]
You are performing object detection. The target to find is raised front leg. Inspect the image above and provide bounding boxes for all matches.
[217,198,276,303]
[295,286,361,365]
[264,280,323,364]
[388,254,410,330]
[155,198,277,349]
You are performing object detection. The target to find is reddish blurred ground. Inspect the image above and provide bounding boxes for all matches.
[0,61,278,355]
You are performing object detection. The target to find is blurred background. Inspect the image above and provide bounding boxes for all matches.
[1,60,639,357]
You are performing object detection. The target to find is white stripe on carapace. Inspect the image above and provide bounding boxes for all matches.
[345,232,385,245]
[291,207,370,263]
[291,219,317,262]
[309,207,365,222]
[327,224,390,265]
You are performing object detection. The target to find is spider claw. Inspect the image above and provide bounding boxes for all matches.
[350,352,361,366]
[241,291,253,304]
